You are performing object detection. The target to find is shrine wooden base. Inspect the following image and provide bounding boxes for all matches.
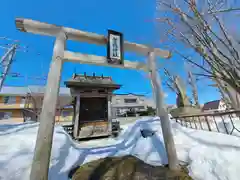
[77,120,110,139]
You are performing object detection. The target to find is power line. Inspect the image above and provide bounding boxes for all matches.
[0,72,47,80]
[0,36,48,87]
[0,36,48,64]
[0,36,20,42]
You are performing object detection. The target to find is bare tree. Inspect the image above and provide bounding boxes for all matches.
[163,68,192,107]
[156,0,240,110]
[185,63,201,108]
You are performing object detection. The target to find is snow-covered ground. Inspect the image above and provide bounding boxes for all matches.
[1,117,240,180]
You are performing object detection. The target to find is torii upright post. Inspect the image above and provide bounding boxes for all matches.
[30,31,67,180]
[148,51,178,170]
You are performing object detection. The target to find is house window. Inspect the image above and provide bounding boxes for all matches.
[139,99,144,104]
[124,99,137,103]
[0,112,12,120]
[21,97,26,103]
[61,110,71,117]
[61,110,72,121]
[116,109,121,115]
[116,99,121,104]
[3,96,16,104]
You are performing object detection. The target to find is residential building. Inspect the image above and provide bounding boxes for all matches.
[202,99,227,112]
[0,86,27,123]
[0,86,73,124]
[166,104,177,113]
[111,93,155,117]
[0,86,155,123]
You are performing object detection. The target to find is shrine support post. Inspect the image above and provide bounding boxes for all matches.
[73,95,81,138]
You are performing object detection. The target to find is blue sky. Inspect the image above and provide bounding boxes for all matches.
[0,0,220,105]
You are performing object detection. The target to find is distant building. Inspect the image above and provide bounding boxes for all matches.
[166,104,177,113]
[111,93,155,117]
[0,86,73,124]
[202,99,227,112]
[0,86,155,123]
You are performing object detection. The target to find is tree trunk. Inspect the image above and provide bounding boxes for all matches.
[188,71,200,108]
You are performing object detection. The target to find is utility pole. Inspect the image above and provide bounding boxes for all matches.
[0,44,17,91]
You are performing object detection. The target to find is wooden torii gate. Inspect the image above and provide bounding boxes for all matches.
[15,18,178,180]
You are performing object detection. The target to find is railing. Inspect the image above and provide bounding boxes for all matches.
[62,124,74,137]
[171,110,240,137]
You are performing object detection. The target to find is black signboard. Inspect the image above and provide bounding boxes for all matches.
[107,30,124,65]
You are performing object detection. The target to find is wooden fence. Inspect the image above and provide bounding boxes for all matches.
[172,110,240,136]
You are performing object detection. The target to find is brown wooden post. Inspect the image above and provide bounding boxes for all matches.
[147,51,179,170]
[204,116,212,131]
[30,31,67,180]
[73,95,81,138]
[107,95,112,135]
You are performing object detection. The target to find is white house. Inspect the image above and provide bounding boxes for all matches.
[111,93,155,116]
[202,99,227,112]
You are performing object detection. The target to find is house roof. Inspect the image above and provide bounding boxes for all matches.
[28,86,70,96]
[202,100,221,111]
[0,86,28,95]
[0,86,70,96]
[0,86,147,98]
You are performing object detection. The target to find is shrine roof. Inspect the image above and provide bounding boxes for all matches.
[64,73,121,89]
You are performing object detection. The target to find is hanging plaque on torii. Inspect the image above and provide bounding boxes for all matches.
[107,30,124,65]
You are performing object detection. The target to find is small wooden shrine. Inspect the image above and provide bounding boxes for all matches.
[65,73,121,139]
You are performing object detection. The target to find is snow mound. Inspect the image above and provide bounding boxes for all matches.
[1,117,240,180]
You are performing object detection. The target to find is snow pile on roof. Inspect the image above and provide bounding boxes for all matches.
[1,117,240,180]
